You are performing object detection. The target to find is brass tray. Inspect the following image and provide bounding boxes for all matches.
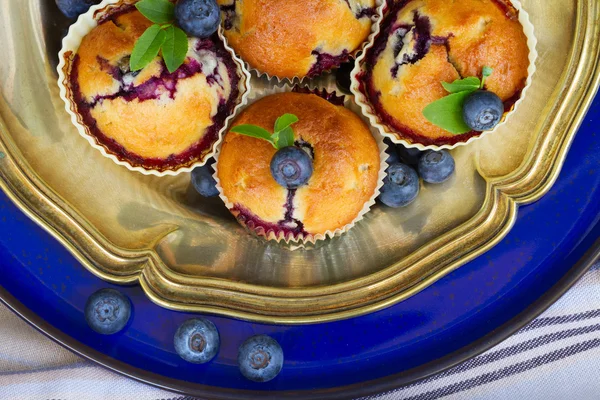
[0,0,598,324]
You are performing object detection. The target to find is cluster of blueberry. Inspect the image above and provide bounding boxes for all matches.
[379,139,455,208]
[190,142,456,211]
[85,289,284,382]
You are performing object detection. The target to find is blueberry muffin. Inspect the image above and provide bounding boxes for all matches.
[66,6,244,172]
[216,91,382,242]
[357,0,530,146]
[218,0,378,79]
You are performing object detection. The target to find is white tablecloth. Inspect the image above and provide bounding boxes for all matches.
[0,263,598,400]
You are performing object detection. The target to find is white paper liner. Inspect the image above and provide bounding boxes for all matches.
[56,0,252,177]
[212,84,389,244]
[219,0,386,85]
[350,0,538,151]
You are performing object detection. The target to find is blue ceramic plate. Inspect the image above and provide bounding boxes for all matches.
[0,93,598,399]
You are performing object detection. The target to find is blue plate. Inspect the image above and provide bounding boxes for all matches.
[0,94,598,398]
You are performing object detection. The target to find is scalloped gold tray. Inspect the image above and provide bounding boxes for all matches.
[0,0,598,324]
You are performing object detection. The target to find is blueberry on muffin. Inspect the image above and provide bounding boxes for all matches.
[216,91,381,242]
[358,0,530,146]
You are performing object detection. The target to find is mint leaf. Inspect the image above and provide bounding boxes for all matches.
[230,125,276,148]
[130,24,167,71]
[136,0,175,24]
[276,127,295,148]
[441,77,481,94]
[274,113,299,133]
[422,91,472,134]
[272,113,297,149]
[481,66,493,88]
[231,114,299,149]
[163,26,188,73]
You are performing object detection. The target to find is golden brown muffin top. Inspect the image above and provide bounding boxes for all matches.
[71,8,240,170]
[77,9,155,101]
[218,0,376,79]
[217,92,381,238]
[364,0,529,145]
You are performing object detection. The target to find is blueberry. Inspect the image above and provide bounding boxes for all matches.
[396,145,423,166]
[174,318,220,364]
[85,289,131,335]
[55,0,99,18]
[270,146,313,189]
[191,163,219,197]
[462,90,504,131]
[175,0,220,38]
[379,163,420,208]
[238,335,283,383]
[417,150,455,184]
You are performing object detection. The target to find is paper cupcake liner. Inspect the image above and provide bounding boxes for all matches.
[219,0,386,85]
[351,0,538,151]
[56,0,251,177]
[212,83,389,245]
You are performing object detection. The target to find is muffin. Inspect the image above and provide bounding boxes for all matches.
[216,91,383,242]
[60,4,248,174]
[217,0,379,79]
[354,0,534,147]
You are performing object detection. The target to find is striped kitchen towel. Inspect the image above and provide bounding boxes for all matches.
[0,262,598,400]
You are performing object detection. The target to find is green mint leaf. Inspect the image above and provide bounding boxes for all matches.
[270,131,280,145]
[231,114,300,149]
[441,77,481,94]
[162,26,188,73]
[130,24,167,72]
[274,113,299,133]
[276,127,295,149]
[230,124,276,148]
[422,91,472,135]
[481,66,493,88]
[135,0,175,24]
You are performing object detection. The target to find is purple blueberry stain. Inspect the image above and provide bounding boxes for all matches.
[389,12,433,78]
[233,203,308,238]
[232,143,317,239]
[280,189,305,234]
[356,7,378,19]
[220,2,237,31]
[97,56,122,81]
[307,50,350,77]
[90,58,208,106]
[341,0,378,19]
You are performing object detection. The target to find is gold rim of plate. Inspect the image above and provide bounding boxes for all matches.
[0,0,599,324]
